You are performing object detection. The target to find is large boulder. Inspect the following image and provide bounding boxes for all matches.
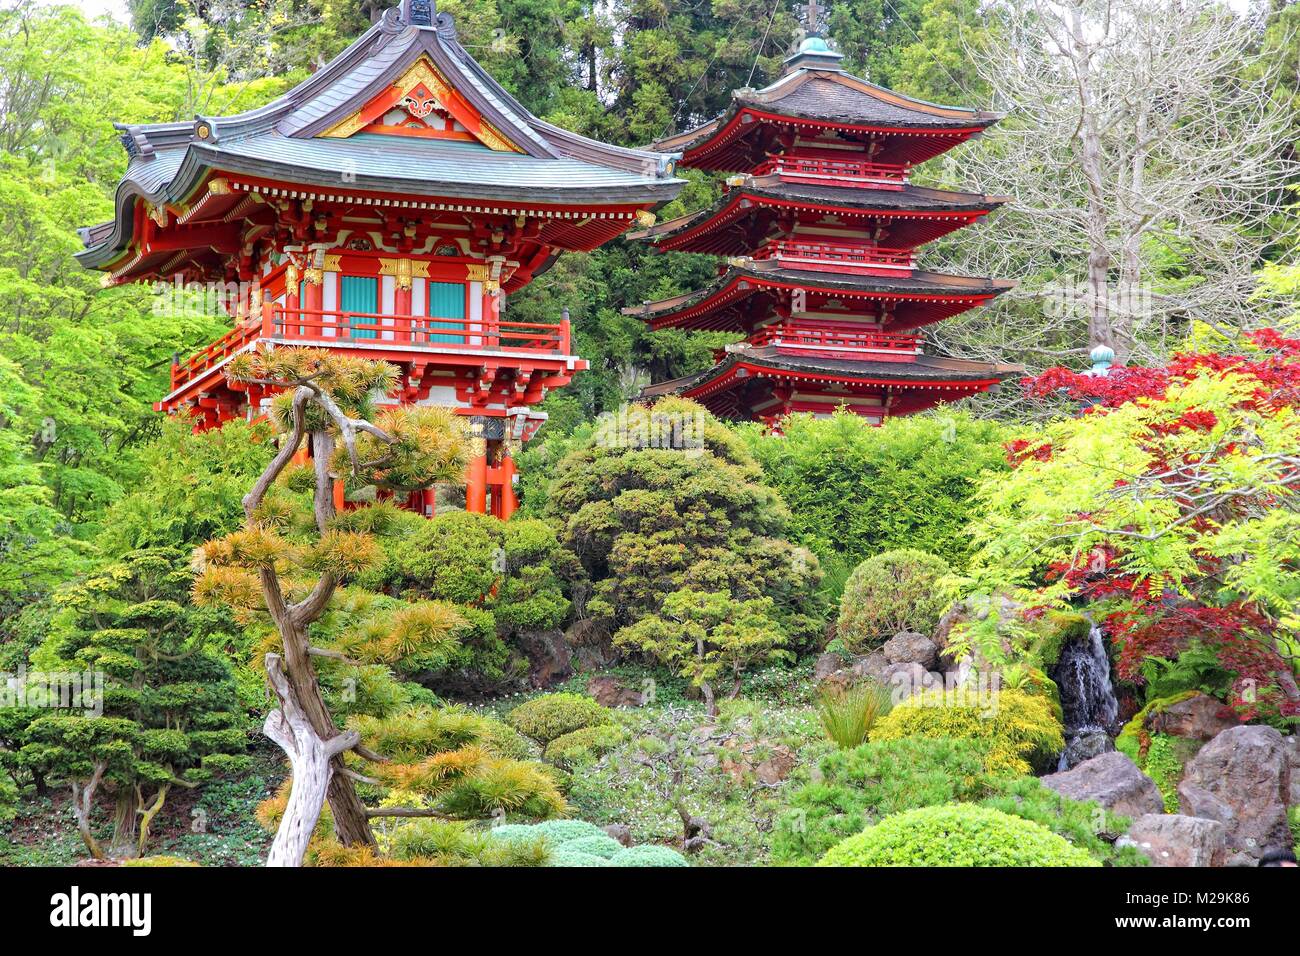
[585,674,643,709]
[1146,692,1238,742]
[1058,729,1116,770]
[565,618,618,672]
[1178,724,1293,863]
[1285,735,1300,808]
[1123,814,1228,867]
[882,631,939,670]
[1041,751,1164,818]
[515,629,572,688]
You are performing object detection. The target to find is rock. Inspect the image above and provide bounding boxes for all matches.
[1178,724,1293,862]
[604,824,633,847]
[931,602,968,660]
[755,745,797,785]
[585,674,643,709]
[881,662,942,699]
[813,652,846,682]
[851,650,890,683]
[565,618,618,672]
[514,629,572,688]
[1284,735,1300,808]
[882,631,939,670]
[1058,729,1116,770]
[1041,752,1164,818]
[1147,692,1238,742]
[1125,814,1228,867]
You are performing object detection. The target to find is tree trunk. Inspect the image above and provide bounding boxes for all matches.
[262,653,361,867]
[69,767,106,861]
[108,789,139,859]
[136,783,170,856]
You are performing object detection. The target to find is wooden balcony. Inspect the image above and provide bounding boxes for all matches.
[750,323,922,362]
[752,155,909,190]
[752,239,916,276]
[167,304,576,395]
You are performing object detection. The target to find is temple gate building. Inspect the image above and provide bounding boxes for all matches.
[76,0,681,518]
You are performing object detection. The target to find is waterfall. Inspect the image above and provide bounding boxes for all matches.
[1052,623,1119,771]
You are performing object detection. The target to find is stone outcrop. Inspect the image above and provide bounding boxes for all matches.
[1123,814,1228,867]
[1041,751,1164,818]
[882,631,939,670]
[1178,724,1293,863]
[1146,692,1238,742]
[585,674,643,708]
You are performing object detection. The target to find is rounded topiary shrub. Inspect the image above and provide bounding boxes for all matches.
[837,549,953,653]
[550,847,610,867]
[543,724,626,768]
[608,845,690,867]
[869,688,1063,775]
[506,693,612,744]
[817,804,1098,867]
[562,833,625,860]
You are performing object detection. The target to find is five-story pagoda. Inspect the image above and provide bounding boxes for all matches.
[77,0,681,518]
[627,11,1017,426]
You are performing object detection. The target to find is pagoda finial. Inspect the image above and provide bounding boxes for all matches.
[400,0,435,26]
[784,0,844,74]
[796,0,825,37]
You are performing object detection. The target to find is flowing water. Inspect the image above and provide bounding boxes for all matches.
[1052,623,1119,771]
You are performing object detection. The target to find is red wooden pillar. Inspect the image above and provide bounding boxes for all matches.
[465,452,488,514]
[303,267,323,337]
[497,453,518,520]
[395,280,413,343]
[421,487,437,518]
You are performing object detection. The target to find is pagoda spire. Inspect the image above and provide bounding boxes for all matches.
[785,0,844,73]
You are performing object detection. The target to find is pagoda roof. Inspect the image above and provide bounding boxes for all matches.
[623,261,1014,331]
[642,346,1019,400]
[651,66,1000,170]
[627,177,1007,253]
[78,1,680,271]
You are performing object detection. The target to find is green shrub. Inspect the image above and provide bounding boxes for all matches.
[564,833,624,859]
[608,844,690,867]
[507,693,612,744]
[773,738,991,864]
[817,804,1099,867]
[837,549,953,653]
[870,688,1063,775]
[544,724,626,768]
[1289,805,1300,847]
[550,847,610,866]
[387,819,547,866]
[816,682,892,749]
[742,409,1009,570]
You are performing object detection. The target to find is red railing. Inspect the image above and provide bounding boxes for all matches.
[751,323,922,359]
[752,155,909,189]
[170,305,572,391]
[753,239,916,275]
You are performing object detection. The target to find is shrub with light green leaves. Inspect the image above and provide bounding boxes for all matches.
[837,549,954,653]
[818,804,1099,867]
[608,844,690,867]
[544,724,626,768]
[870,688,1063,775]
[507,693,612,744]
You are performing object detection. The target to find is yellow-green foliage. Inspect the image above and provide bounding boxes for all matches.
[507,693,612,744]
[870,688,1064,775]
[543,724,626,768]
[837,549,954,653]
[817,804,1098,867]
[121,855,200,867]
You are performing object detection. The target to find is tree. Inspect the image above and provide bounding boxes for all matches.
[964,329,1300,724]
[194,346,472,866]
[615,589,788,714]
[544,397,824,658]
[946,0,1295,369]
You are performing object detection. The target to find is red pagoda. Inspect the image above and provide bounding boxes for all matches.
[77,0,680,518]
[626,23,1017,426]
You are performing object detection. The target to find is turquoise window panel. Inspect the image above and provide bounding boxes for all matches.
[341,275,379,339]
[427,281,466,344]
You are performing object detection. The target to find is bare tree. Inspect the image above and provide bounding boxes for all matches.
[937,0,1296,369]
